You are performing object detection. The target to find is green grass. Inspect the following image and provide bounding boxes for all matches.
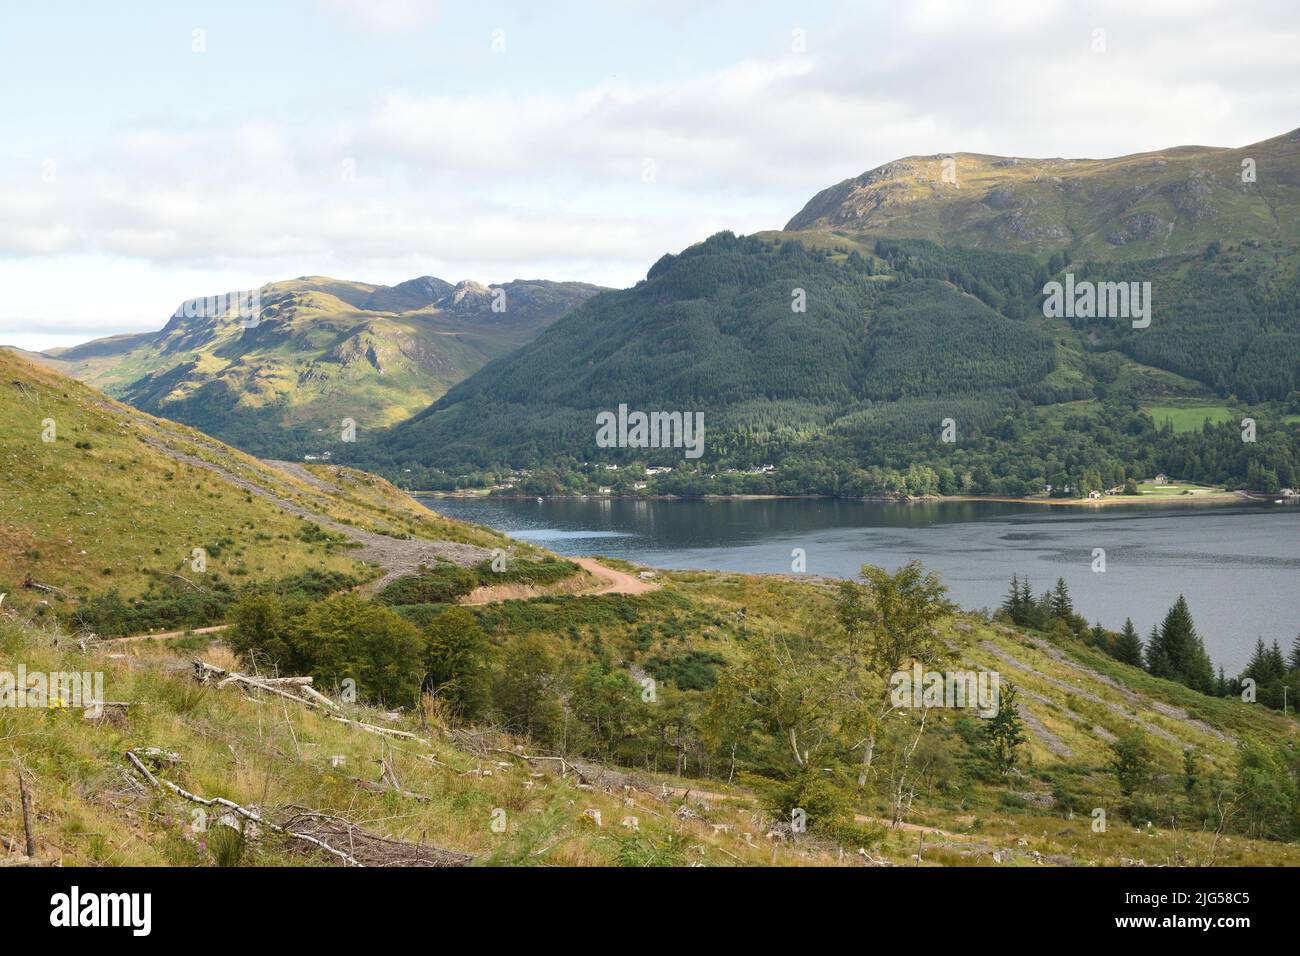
[0,616,839,867]
[1133,479,1221,496]
[1145,403,1236,433]
[5,556,1300,866]
[0,348,512,621]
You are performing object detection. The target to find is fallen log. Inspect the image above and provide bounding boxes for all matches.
[193,661,421,742]
[22,576,66,596]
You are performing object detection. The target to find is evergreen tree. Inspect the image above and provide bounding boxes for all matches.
[1033,589,1053,630]
[1146,624,1172,678]
[1243,637,1269,685]
[1147,595,1214,693]
[1050,577,1073,621]
[1002,574,1023,623]
[1113,617,1144,666]
[1183,747,1200,798]
[983,681,1028,773]
[1290,632,1300,672]
[1110,730,1153,799]
[1266,640,1287,681]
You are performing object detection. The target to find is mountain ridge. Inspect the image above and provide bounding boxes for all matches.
[786,128,1300,260]
[18,273,606,459]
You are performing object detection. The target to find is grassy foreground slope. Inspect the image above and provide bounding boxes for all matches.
[3,562,1299,867]
[0,348,514,627]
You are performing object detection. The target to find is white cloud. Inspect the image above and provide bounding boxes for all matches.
[315,0,442,36]
[3,0,1299,349]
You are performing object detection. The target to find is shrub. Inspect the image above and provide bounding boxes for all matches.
[376,564,479,606]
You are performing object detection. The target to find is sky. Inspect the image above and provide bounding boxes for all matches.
[2,0,1298,351]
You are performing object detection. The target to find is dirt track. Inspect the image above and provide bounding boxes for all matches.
[571,557,661,595]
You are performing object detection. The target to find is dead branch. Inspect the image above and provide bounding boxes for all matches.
[13,753,36,856]
[125,749,365,866]
[152,570,208,593]
[196,662,399,740]
[297,684,342,711]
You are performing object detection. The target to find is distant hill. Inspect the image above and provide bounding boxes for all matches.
[363,228,1300,496]
[786,128,1300,261]
[377,233,1053,466]
[26,274,604,458]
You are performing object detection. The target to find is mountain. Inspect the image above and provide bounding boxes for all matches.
[376,233,1054,468]
[363,131,1300,496]
[27,274,604,459]
[786,128,1300,260]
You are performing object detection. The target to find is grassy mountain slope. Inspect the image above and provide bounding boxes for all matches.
[787,128,1300,261]
[29,275,604,459]
[0,348,515,630]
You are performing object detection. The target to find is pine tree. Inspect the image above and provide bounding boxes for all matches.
[1146,624,1172,678]
[1149,595,1214,693]
[1050,577,1073,621]
[1183,748,1200,798]
[1290,633,1300,672]
[983,681,1028,773]
[1002,574,1022,623]
[1110,730,1153,799]
[1113,618,1144,666]
[1266,640,1287,681]
[1243,637,1269,685]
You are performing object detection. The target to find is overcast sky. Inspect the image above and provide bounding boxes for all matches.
[2,0,1298,351]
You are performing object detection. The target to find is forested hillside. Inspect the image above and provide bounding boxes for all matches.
[354,231,1300,497]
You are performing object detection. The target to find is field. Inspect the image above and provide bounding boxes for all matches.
[1144,404,1236,434]
[1133,479,1223,497]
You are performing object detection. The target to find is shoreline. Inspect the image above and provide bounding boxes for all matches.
[410,489,1281,507]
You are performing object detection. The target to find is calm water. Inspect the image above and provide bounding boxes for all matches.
[416,495,1300,673]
